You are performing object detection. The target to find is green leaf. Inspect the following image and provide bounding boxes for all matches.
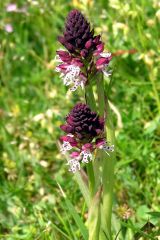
[121,221,155,240]
[147,211,160,218]
[136,205,150,221]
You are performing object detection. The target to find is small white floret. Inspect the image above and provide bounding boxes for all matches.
[81,150,92,163]
[60,141,72,154]
[67,159,80,173]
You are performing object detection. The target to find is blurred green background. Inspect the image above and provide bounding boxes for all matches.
[0,0,160,239]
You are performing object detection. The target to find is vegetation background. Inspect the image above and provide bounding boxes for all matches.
[0,0,160,239]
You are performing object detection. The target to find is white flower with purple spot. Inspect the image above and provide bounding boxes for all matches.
[103,144,114,152]
[95,52,112,77]
[96,138,114,155]
[81,150,92,163]
[100,52,112,58]
[81,143,93,163]
[61,141,73,154]
[57,64,86,92]
[67,159,80,173]
[67,152,81,173]
[55,50,86,92]
[63,64,80,86]
[60,135,78,154]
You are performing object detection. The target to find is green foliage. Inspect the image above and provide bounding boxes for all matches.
[0,0,159,239]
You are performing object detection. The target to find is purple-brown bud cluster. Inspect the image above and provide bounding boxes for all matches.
[58,10,95,55]
[61,103,104,143]
[60,104,114,173]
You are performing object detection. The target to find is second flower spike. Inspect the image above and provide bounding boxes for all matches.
[60,103,114,173]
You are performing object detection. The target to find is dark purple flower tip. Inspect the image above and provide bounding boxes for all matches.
[67,9,79,18]
[60,103,104,143]
[58,9,94,53]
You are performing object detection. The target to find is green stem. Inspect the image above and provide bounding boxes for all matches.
[93,74,106,189]
[101,98,116,240]
[96,73,105,117]
[85,84,97,112]
[96,74,116,240]
[85,83,97,197]
[86,162,95,197]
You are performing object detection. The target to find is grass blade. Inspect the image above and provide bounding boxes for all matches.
[75,171,90,207]
[57,182,88,240]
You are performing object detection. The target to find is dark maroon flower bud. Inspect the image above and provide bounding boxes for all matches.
[96,43,104,52]
[93,43,104,56]
[61,103,104,143]
[80,49,89,57]
[93,35,101,45]
[60,135,77,145]
[61,136,78,147]
[56,50,72,63]
[58,9,94,53]
[95,138,105,147]
[96,56,112,70]
[60,124,74,133]
[82,143,93,151]
[71,58,84,67]
[85,39,93,49]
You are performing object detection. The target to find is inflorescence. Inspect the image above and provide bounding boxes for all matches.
[60,103,114,173]
[56,9,112,92]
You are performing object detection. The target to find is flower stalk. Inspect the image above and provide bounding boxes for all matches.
[98,74,116,240]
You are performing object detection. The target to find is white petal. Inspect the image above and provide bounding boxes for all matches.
[81,150,92,163]
[60,141,72,154]
[100,52,111,58]
[67,159,80,173]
